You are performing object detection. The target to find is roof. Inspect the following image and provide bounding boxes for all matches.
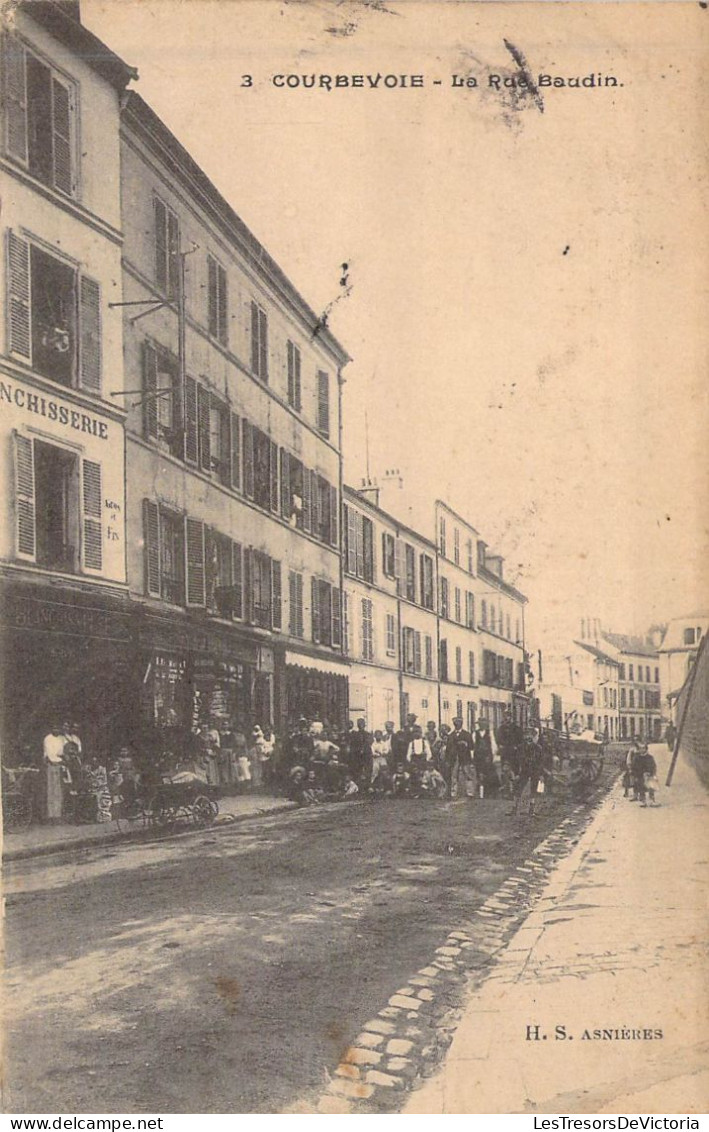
[22,1,138,91]
[478,564,528,606]
[602,632,658,658]
[343,484,437,551]
[573,640,620,666]
[657,614,709,653]
[121,92,350,368]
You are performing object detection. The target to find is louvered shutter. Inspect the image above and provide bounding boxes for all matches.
[198,384,211,471]
[250,301,259,373]
[167,210,180,299]
[288,571,297,635]
[332,586,342,648]
[280,449,291,519]
[231,541,243,619]
[414,631,422,675]
[287,341,294,405]
[219,403,231,486]
[242,420,254,498]
[218,264,228,344]
[154,197,167,293]
[5,36,27,163]
[243,547,253,623]
[184,377,198,463]
[185,518,205,606]
[394,539,404,595]
[143,499,160,597]
[271,560,282,630]
[230,413,241,490]
[355,513,365,578]
[258,307,268,381]
[362,516,374,582]
[329,485,338,547]
[51,76,73,195]
[311,576,321,643]
[269,440,279,512]
[302,465,311,532]
[13,432,35,560]
[317,371,330,436]
[82,459,102,571]
[142,342,158,439]
[78,276,101,392]
[7,231,31,362]
[207,257,218,338]
[346,506,357,575]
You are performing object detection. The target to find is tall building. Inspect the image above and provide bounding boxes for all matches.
[119,92,350,750]
[0,1,136,755]
[600,631,662,740]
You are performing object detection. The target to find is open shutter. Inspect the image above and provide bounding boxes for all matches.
[394,538,404,595]
[167,210,179,299]
[269,440,279,512]
[208,257,218,338]
[302,465,311,532]
[414,631,422,675]
[329,485,338,547]
[271,560,282,630]
[154,197,167,293]
[184,376,198,463]
[243,547,253,623]
[7,231,31,362]
[230,412,241,490]
[242,420,254,499]
[81,459,102,571]
[79,276,101,393]
[317,370,330,436]
[346,506,357,574]
[250,301,259,373]
[355,512,365,578]
[51,76,73,195]
[280,449,291,519]
[288,570,297,635]
[5,35,27,163]
[197,384,211,471]
[231,541,243,619]
[219,404,231,486]
[142,342,158,439]
[332,586,342,648]
[13,432,35,560]
[311,576,321,643]
[218,264,227,344]
[258,307,268,381]
[185,518,205,606]
[143,499,160,597]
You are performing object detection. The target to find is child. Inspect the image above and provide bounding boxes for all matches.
[342,773,359,799]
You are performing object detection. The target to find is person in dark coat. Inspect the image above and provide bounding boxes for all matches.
[444,717,474,799]
[509,727,545,817]
[473,719,495,797]
[392,713,417,765]
[347,718,373,793]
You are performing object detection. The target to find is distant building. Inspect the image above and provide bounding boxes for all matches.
[600,631,662,741]
[658,612,709,724]
[538,633,620,740]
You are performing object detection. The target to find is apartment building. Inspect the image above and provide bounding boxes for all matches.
[0,1,136,756]
[601,631,662,740]
[539,637,620,740]
[119,92,350,749]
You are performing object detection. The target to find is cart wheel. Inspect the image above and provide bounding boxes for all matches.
[147,795,177,833]
[192,795,216,827]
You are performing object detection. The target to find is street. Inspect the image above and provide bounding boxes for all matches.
[4,773,614,1114]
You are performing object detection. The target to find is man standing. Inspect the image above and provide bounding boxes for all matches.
[473,719,495,797]
[392,713,417,766]
[445,716,475,799]
[496,710,522,781]
[509,726,545,817]
[348,718,373,793]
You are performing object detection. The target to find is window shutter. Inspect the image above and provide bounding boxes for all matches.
[311,576,321,643]
[332,586,342,648]
[7,231,31,361]
[219,406,231,486]
[184,376,198,463]
[287,341,294,405]
[346,506,357,574]
[317,370,330,436]
[242,420,254,498]
[269,440,279,512]
[167,210,180,299]
[5,36,28,163]
[329,484,338,547]
[143,499,160,597]
[78,276,101,393]
[289,570,297,635]
[414,631,422,675]
[13,432,35,560]
[394,538,404,595]
[207,257,218,338]
[142,342,158,439]
[197,384,211,471]
[280,449,291,519]
[243,547,253,623]
[250,301,259,373]
[231,541,243,619]
[302,464,311,532]
[258,307,268,381]
[154,197,167,293]
[185,518,205,606]
[51,76,73,194]
[230,412,241,490]
[81,459,103,571]
[271,560,282,630]
[218,264,228,344]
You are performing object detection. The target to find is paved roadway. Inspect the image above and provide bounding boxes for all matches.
[4,778,615,1114]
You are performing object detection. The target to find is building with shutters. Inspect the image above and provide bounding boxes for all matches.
[598,627,663,740]
[119,91,350,750]
[0,2,137,758]
[538,636,620,740]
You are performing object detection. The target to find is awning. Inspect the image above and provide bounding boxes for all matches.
[285,650,350,678]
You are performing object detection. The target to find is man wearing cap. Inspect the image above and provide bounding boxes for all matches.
[445,716,475,799]
[474,719,495,797]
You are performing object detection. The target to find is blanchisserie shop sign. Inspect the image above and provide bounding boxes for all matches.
[0,378,110,440]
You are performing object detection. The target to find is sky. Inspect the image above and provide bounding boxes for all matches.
[83,0,709,646]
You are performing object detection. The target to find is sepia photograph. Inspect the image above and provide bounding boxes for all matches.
[1,0,707,1117]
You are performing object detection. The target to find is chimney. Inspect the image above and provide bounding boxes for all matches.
[357,478,380,508]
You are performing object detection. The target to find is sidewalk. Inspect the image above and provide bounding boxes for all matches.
[405,744,709,1114]
[2,792,296,862]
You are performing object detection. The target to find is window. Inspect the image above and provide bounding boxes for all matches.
[645,666,650,683]
[638,689,644,708]
[342,591,350,654]
[439,516,446,557]
[629,689,635,707]
[382,532,396,578]
[311,578,341,648]
[343,507,374,580]
[454,587,462,624]
[250,301,268,381]
[386,613,396,656]
[439,639,449,682]
[404,544,416,602]
[143,503,208,608]
[481,600,487,629]
[465,591,475,629]
[248,550,281,630]
[468,650,476,685]
[361,597,374,661]
[440,576,449,619]
[154,197,180,298]
[288,570,304,638]
[403,627,415,673]
[207,256,228,345]
[420,554,434,610]
[455,646,462,683]
[158,507,186,606]
[620,688,626,707]
[515,618,521,643]
[490,605,497,634]
[287,341,302,411]
[206,531,243,620]
[425,635,433,677]
[453,527,460,565]
[629,664,634,681]
[7,235,101,392]
[506,614,511,640]
[603,687,608,706]
[466,538,474,575]
[619,664,626,680]
[654,667,659,684]
[4,36,76,196]
[317,371,330,437]
[684,628,696,646]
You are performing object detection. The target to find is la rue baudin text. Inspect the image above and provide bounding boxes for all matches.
[256,71,622,91]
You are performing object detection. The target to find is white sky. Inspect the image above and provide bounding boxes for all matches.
[83,0,709,646]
